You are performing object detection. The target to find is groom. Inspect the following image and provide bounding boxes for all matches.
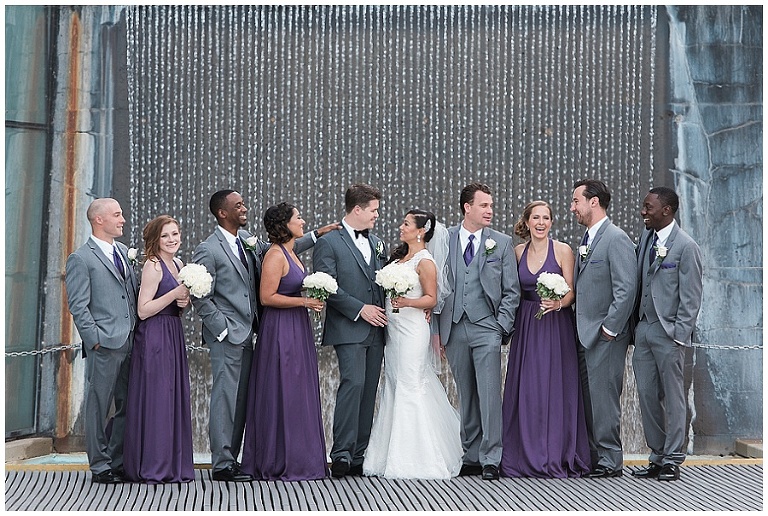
[438,182,521,481]
[313,183,387,478]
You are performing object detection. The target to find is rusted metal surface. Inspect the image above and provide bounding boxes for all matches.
[56,11,82,441]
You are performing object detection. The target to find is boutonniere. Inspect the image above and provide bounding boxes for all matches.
[242,236,259,252]
[578,245,590,261]
[375,241,386,260]
[655,244,668,262]
[484,238,497,256]
[127,247,139,265]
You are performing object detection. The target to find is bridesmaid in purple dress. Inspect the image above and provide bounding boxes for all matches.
[501,201,591,478]
[241,203,328,481]
[124,215,194,483]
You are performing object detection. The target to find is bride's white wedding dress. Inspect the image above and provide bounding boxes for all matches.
[363,249,463,479]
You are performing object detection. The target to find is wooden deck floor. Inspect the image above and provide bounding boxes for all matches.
[4,464,763,511]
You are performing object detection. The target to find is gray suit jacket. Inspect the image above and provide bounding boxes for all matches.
[437,226,520,343]
[635,224,703,346]
[191,228,314,345]
[65,239,139,351]
[313,227,386,346]
[573,219,637,349]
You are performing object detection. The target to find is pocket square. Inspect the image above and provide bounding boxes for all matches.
[589,259,604,264]
[486,258,500,263]
[660,263,677,269]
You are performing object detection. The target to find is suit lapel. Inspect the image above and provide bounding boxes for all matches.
[338,228,372,274]
[448,226,460,284]
[649,223,678,275]
[88,240,124,282]
[478,228,490,273]
[216,231,249,283]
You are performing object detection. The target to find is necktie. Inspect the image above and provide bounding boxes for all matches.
[112,246,125,280]
[463,235,476,266]
[581,231,589,247]
[236,239,249,269]
[354,228,369,239]
[649,233,658,264]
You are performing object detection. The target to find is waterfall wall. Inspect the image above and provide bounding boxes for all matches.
[124,5,660,454]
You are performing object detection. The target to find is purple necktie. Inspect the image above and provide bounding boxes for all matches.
[649,233,658,264]
[112,246,125,280]
[463,235,476,266]
[236,239,248,269]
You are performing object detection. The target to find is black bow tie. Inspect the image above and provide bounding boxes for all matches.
[354,229,369,239]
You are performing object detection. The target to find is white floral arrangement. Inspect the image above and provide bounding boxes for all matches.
[375,262,420,313]
[177,263,213,298]
[242,236,259,252]
[303,271,338,321]
[127,247,139,265]
[484,238,497,256]
[578,245,590,261]
[654,244,668,261]
[303,271,338,301]
[534,272,571,320]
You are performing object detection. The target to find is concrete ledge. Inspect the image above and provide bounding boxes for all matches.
[5,437,53,462]
[735,439,763,458]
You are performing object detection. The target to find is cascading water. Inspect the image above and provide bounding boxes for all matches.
[126,5,657,455]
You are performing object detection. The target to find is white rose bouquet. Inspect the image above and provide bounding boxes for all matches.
[375,262,420,313]
[534,272,571,320]
[302,271,338,321]
[177,263,213,298]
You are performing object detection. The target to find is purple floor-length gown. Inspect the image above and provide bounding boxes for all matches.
[124,259,194,483]
[501,239,591,478]
[241,245,328,481]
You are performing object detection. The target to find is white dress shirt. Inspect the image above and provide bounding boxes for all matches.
[342,218,372,263]
[459,225,483,260]
[91,235,125,277]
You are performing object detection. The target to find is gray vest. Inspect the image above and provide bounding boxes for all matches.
[638,252,659,323]
[452,249,493,323]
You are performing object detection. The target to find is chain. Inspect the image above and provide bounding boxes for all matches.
[4,340,760,358]
[691,342,762,351]
[5,342,210,357]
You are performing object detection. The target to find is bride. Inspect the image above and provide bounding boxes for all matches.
[363,209,463,479]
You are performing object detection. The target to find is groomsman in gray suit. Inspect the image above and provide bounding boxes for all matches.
[66,198,139,484]
[437,182,521,481]
[313,184,387,478]
[192,189,334,482]
[631,187,702,482]
[570,179,637,478]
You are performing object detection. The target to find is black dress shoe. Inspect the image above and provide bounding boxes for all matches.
[459,464,483,476]
[587,466,624,478]
[212,465,253,482]
[631,463,663,479]
[657,464,680,481]
[92,470,123,484]
[331,458,351,478]
[481,465,500,481]
[111,468,126,480]
[347,464,364,477]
